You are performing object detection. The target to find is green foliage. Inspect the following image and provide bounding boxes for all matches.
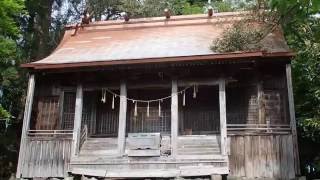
[269,0,320,35]
[0,0,25,178]
[119,0,195,18]
[299,118,320,142]
[265,0,320,143]
[181,3,203,15]
[0,0,24,120]
[0,36,16,63]
[290,20,320,143]
[210,21,263,52]
[0,123,20,178]
[0,0,24,38]
[213,1,233,12]
[0,105,11,120]
[87,0,121,20]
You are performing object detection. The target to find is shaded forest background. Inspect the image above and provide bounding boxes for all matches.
[0,0,319,179]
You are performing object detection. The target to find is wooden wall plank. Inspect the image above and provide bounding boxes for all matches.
[259,136,267,178]
[244,135,253,178]
[238,136,245,177]
[20,139,72,178]
[287,135,296,179]
[259,136,274,178]
[274,135,281,179]
[229,134,295,179]
[252,136,259,178]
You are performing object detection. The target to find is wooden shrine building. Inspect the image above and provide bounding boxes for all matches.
[17,12,300,179]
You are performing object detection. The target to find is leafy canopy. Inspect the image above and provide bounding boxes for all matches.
[0,0,24,120]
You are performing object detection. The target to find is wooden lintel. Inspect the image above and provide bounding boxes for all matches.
[117,81,127,155]
[16,74,36,178]
[82,78,223,91]
[178,78,220,87]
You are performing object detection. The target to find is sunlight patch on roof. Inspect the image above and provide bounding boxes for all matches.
[72,40,92,44]
[91,36,112,40]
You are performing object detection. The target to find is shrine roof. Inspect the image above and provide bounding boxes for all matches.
[22,12,293,70]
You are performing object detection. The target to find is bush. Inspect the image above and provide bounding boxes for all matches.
[210,21,263,52]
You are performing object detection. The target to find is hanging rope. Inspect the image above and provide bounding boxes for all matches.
[101,89,106,103]
[147,102,150,117]
[134,101,138,116]
[183,90,186,106]
[103,86,192,103]
[101,85,196,118]
[193,85,197,98]
[112,94,115,109]
[158,100,162,117]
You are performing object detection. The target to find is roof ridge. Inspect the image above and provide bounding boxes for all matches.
[65,11,249,30]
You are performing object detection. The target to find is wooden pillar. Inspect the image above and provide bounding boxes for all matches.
[171,79,178,157]
[257,82,266,124]
[219,78,227,156]
[286,64,301,175]
[117,81,127,156]
[16,74,35,178]
[72,84,83,157]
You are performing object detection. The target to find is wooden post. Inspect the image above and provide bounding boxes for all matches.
[219,78,227,156]
[286,64,301,175]
[257,83,266,124]
[257,82,269,132]
[171,79,178,157]
[16,74,35,178]
[117,81,127,156]
[72,84,83,157]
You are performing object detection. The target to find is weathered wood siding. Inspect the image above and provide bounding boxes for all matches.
[228,134,295,179]
[34,96,60,130]
[19,138,72,178]
[226,85,258,124]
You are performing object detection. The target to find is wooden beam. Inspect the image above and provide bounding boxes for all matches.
[16,74,36,178]
[178,78,221,87]
[286,64,300,175]
[72,84,83,157]
[117,81,127,155]
[219,79,227,156]
[82,78,224,91]
[171,79,179,157]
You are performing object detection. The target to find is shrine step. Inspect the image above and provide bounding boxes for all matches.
[79,138,117,156]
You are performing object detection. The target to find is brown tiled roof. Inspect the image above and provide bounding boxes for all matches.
[23,12,292,69]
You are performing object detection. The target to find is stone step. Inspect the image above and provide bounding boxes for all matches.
[80,146,117,150]
[178,151,221,155]
[79,149,118,155]
[178,147,220,151]
[85,139,117,142]
[178,143,219,147]
[178,139,219,144]
[82,143,117,146]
